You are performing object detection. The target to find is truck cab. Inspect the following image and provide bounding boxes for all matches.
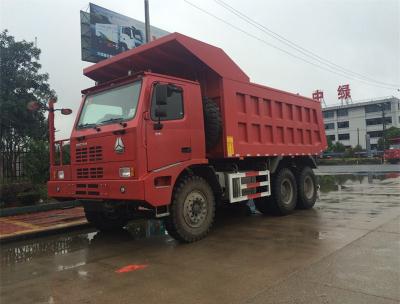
[48,72,207,207]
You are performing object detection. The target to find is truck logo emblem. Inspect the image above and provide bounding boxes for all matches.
[114,137,125,153]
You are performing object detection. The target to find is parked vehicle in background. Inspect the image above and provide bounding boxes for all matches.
[384,137,400,164]
[94,23,143,53]
[47,33,327,242]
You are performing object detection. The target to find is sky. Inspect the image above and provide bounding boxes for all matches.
[1,0,399,139]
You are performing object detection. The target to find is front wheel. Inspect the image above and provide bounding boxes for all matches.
[165,175,216,243]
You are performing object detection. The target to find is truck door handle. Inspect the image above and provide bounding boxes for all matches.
[181,147,192,153]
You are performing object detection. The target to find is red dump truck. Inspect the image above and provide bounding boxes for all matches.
[47,33,327,242]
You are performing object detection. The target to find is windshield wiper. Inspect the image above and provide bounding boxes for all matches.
[77,123,97,129]
[98,117,124,125]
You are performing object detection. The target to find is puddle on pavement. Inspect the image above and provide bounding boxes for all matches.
[317,172,400,193]
[1,219,165,267]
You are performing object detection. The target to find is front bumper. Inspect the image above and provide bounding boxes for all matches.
[48,179,145,201]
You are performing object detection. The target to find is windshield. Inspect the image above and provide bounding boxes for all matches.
[77,81,142,128]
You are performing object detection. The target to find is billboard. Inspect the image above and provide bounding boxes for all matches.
[80,3,169,63]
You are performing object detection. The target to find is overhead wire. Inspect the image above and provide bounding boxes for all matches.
[214,0,399,88]
[183,0,399,91]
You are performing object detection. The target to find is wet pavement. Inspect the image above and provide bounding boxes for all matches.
[1,170,399,304]
[0,207,87,241]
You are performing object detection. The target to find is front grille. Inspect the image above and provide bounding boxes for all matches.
[75,183,100,196]
[77,167,104,179]
[76,146,103,163]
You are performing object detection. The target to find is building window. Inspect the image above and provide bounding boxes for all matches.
[365,102,391,113]
[337,121,349,129]
[323,110,334,119]
[365,117,392,126]
[337,108,348,117]
[325,123,335,130]
[327,135,336,141]
[367,131,384,138]
[338,133,350,140]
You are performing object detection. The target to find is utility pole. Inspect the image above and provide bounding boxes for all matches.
[381,103,386,163]
[144,0,151,43]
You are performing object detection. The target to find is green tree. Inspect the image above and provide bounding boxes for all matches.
[332,142,345,153]
[24,140,49,184]
[377,127,400,150]
[326,136,334,151]
[353,144,363,152]
[0,30,55,180]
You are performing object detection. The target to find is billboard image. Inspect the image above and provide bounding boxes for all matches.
[81,3,169,63]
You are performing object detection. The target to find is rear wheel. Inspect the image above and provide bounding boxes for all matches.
[84,205,128,231]
[254,168,297,215]
[296,167,317,209]
[165,175,215,243]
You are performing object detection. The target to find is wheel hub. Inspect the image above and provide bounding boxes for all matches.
[183,191,208,228]
[304,176,314,199]
[281,179,293,205]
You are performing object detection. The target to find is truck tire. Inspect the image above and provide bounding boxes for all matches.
[203,98,222,150]
[165,175,216,243]
[84,208,128,232]
[254,168,297,215]
[296,167,317,209]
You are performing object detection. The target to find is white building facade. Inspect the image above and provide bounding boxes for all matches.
[322,97,400,150]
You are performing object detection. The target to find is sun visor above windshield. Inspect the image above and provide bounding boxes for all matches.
[83,32,249,84]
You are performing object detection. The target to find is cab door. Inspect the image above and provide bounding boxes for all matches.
[146,83,191,171]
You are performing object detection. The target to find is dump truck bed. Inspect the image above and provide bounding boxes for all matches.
[84,32,326,159]
[219,78,326,158]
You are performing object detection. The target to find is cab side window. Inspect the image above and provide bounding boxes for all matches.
[151,85,184,121]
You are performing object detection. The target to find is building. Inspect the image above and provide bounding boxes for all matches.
[322,96,400,150]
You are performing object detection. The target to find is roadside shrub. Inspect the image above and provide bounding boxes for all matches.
[24,139,49,185]
[0,182,33,203]
[317,158,381,166]
[16,191,41,205]
[0,182,48,207]
[344,147,355,158]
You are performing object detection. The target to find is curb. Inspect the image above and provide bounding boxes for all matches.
[0,221,93,244]
[0,200,81,217]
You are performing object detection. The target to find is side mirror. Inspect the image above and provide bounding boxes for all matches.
[155,84,168,105]
[153,107,167,131]
[61,108,73,115]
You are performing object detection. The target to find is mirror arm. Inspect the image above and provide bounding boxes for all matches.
[153,108,164,131]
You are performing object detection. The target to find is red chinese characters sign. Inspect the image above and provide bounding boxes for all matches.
[312,90,324,101]
[337,84,351,100]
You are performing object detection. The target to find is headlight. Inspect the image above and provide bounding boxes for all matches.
[119,167,132,178]
[57,170,65,180]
